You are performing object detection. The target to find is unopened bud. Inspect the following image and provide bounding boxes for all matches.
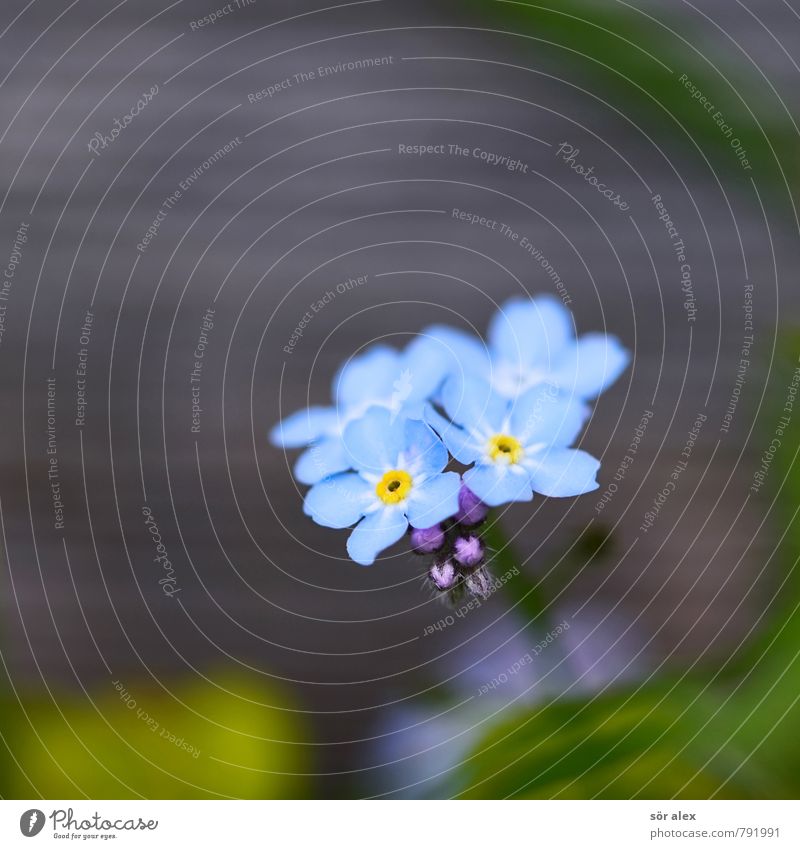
[465,568,493,599]
[453,535,484,568]
[429,559,457,591]
[410,524,445,553]
[456,484,489,526]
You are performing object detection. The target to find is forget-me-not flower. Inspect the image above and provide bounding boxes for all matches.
[425,374,600,506]
[303,407,461,565]
[270,339,452,484]
[271,292,630,589]
[423,295,629,403]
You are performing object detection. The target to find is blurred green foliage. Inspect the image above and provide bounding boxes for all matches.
[453,687,770,798]
[465,0,799,211]
[449,331,800,798]
[0,670,310,799]
[430,0,800,799]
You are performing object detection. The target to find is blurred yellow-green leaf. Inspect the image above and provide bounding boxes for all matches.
[4,671,309,799]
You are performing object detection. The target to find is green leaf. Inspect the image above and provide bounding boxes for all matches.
[452,685,792,799]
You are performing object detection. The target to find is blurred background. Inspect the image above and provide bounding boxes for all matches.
[0,0,799,798]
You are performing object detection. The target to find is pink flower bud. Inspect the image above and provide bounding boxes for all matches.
[429,559,457,591]
[453,535,484,568]
[455,484,489,526]
[410,524,445,553]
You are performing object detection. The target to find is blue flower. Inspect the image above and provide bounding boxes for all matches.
[423,295,629,402]
[270,339,452,484]
[303,407,461,565]
[425,375,600,507]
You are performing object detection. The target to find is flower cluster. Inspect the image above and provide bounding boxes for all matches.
[271,295,629,595]
[413,483,495,601]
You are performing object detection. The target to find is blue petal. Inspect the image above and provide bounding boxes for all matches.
[403,418,449,475]
[294,436,351,484]
[463,464,533,507]
[406,471,461,528]
[333,345,401,408]
[346,508,409,565]
[342,406,405,474]
[488,296,573,370]
[510,386,589,448]
[424,405,482,465]
[527,448,600,497]
[441,374,508,432]
[303,473,373,528]
[418,324,490,386]
[400,335,463,406]
[549,333,630,399]
[269,406,337,448]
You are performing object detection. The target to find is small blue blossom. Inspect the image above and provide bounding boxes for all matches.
[271,293,630,582]
[425,375,600,507]
[423,295,629,402]
[303,407,461,565]
[270,339,451,484]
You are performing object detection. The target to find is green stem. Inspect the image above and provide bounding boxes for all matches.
[481,516,553,628]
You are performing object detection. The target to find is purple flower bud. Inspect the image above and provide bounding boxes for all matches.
[465,568,493,599]
[429,559,457,591]
[453,535,484,568]
[410,524,445,553]
[456,484,489,526]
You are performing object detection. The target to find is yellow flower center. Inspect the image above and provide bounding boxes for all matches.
[488,433,524,464]
[375,469,413,504]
